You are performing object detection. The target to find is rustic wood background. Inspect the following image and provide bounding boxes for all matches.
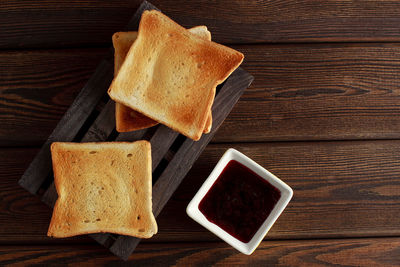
[1,0,400,265]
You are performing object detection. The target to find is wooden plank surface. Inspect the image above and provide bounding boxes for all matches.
[0,237,399,266]
[14,1,253,256]
[0,48,105,146]
[3,0,400,264]
[2,140,400,243]
[2,1,400,48]
[3,44,400,145]
[216,43,400,142]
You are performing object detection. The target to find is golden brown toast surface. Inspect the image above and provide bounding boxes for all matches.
[113,27,213,133]
[47,141,157,238]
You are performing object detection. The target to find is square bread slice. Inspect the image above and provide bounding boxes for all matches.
[47,141,157,238]
[113,26,213,133]
[108,10,243,141]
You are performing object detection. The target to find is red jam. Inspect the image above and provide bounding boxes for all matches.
[198,160,281,243]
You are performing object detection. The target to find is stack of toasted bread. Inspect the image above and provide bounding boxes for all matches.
[109,10,244,141]
[47,10,243,239]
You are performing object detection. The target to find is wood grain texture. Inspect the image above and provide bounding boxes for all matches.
[0,48,106,146]
[0,237,399,266]
[2,0,400,48]
[215,43,400,142]
[149,125,178,171]
[4,0,400,264]
[0,0,142,49]
[3,140,400,243]
[3,44,400,145]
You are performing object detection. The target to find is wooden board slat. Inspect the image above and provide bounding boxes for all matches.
[2,0,400,48]
[0,237,399,265]
[149,125,178,171]
[81,100,116,142]
[3,140,400,243]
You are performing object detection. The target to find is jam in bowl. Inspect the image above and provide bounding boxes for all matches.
[186,148,293,255]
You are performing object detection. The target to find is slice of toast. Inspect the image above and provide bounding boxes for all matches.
[113,26,213,133]
[108,10,243,141]
[47,141,157,238]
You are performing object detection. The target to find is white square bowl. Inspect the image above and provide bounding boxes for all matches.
[186,148,293,255]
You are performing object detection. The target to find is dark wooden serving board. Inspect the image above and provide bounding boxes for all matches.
[18,1,253,261]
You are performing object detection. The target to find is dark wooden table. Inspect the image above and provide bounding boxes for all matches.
[2,0,400,265]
